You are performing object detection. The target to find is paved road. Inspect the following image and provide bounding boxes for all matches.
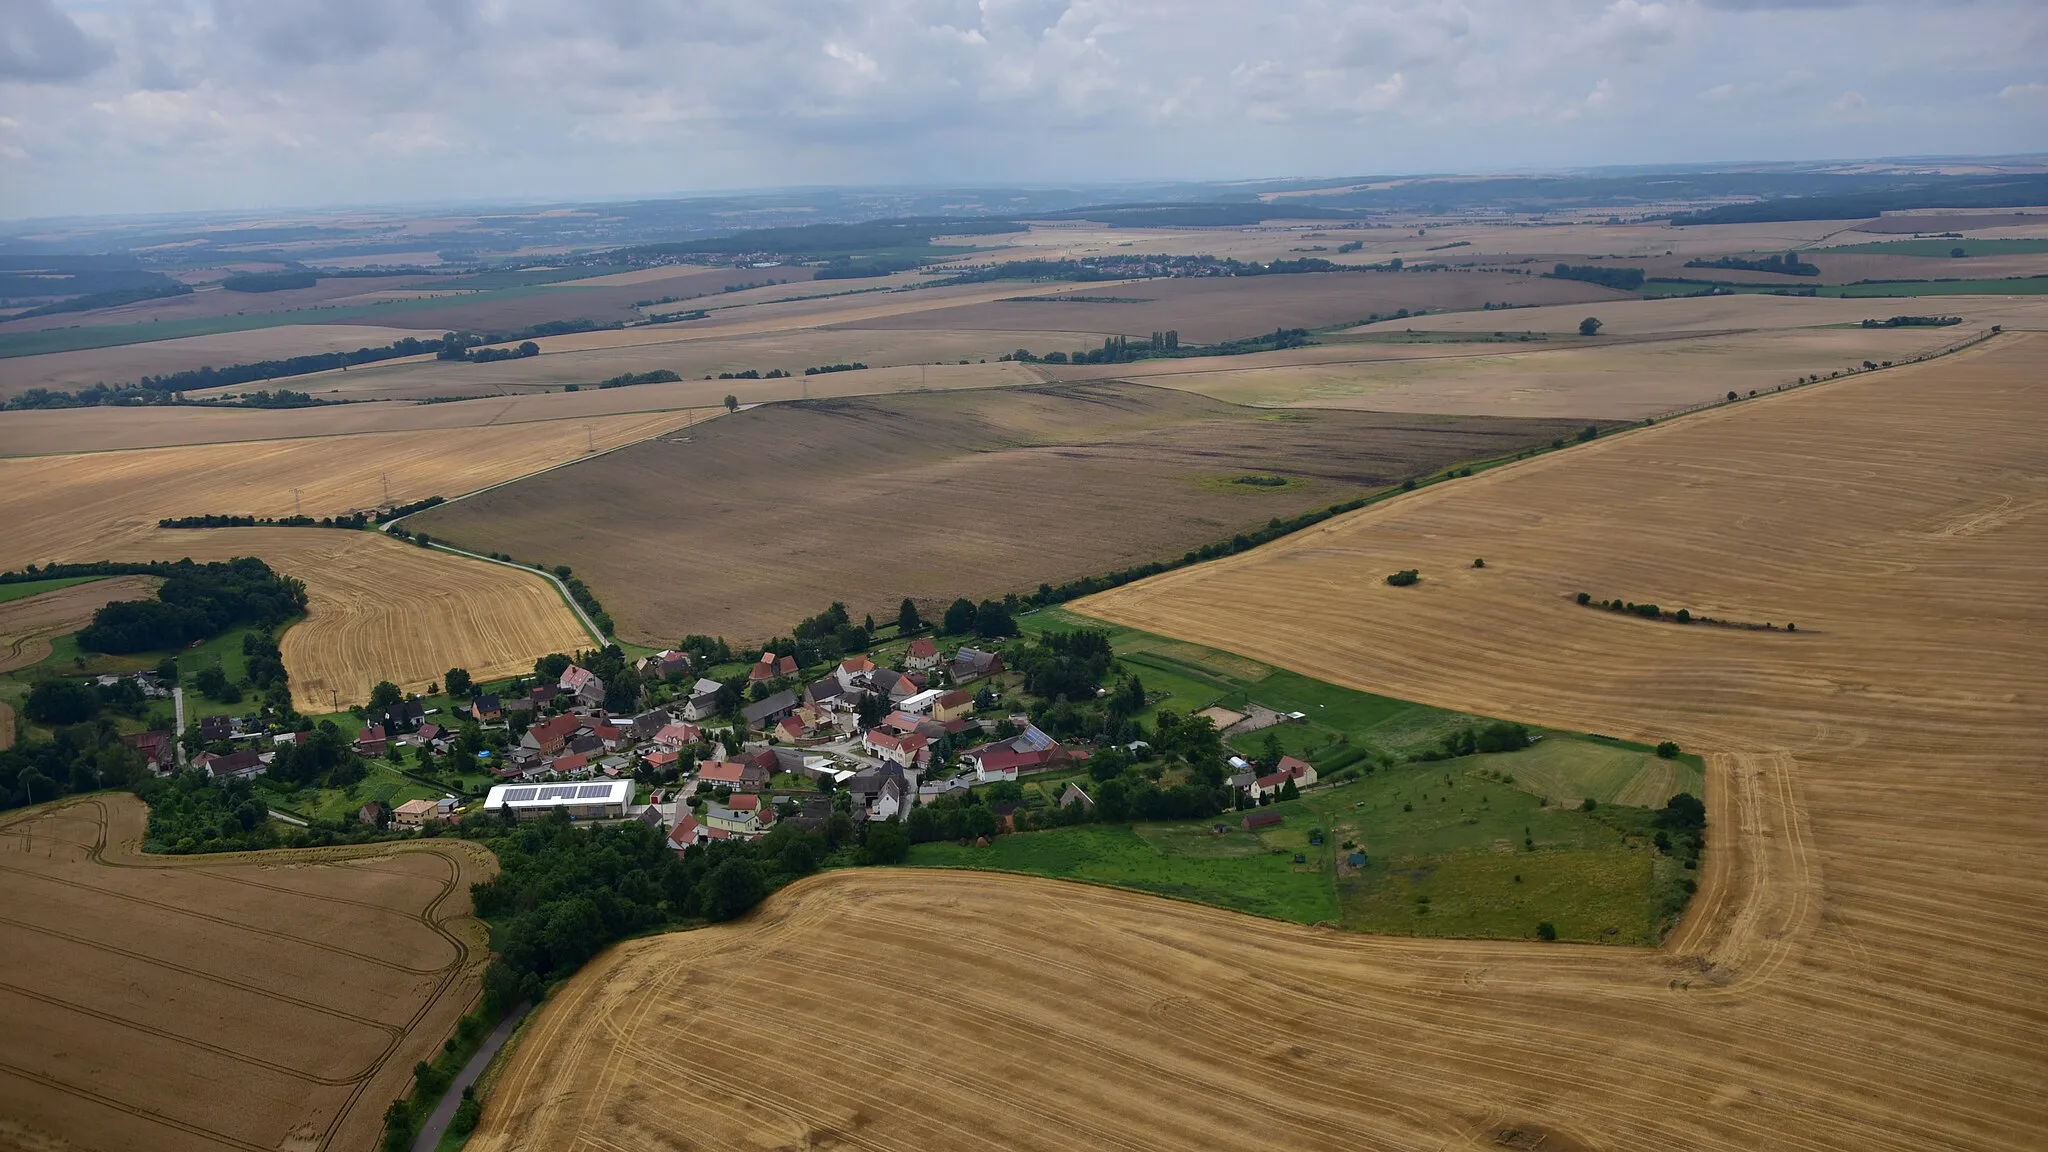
[268,809,308,827]
[172,686,186,766]
[413,1002,532,1152]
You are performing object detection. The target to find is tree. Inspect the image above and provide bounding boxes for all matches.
[1279,777,1300,801]
[896,598,922,635]
[368,681,403,712]
[1657,791,1706,831]
[1536,921,1557,941]
[24,679,97,725]
[1655,740,1680,759]
[862,816,911,864]
[973,599,1015,639]
[701,857,765,920]
[942,598,977,635]
[1385,569,1420,587]
[444,667,473,698]
[451,1098,482,1136]
[723,394,739,413]
[153,655,180,685]
[1578,316,1602,336]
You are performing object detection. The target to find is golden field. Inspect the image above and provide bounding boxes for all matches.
[470,333,2048,1151]
[0,324,445,399]
[0,795,493,1152]
[0,410,697,564]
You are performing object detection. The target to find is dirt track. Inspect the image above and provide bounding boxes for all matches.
[0,577,159,676]
[468,334,2047,1150]
[0,794,494,1152]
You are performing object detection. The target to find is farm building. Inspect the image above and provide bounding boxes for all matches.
[485,780,633,821]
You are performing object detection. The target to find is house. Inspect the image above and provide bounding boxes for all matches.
[681,678,726,721]
[748,652,798,682]
[471,694,504,722]
[835,655,875,691]
[704,796,768,837]
[652,721,701,749]
[355,725,388,756]
[1227,770,1259,795]
[411,722,446,748]
[949,647,1004,684]
[697,759,770,792]
[741,689,799,731]
[1242,811,1284,831]
[122,731,175,772]
[197,748,265,781]
[566,733,605,759]
[918,775,973,804]
[667,812,708,853]
[973,754,1020,784]
[522,713,582,756]
[774,715,808,744]
[637,649,692,679]
[559,664,606,707]
[805,676,849,711]
[586,722,626,750]
[785,794,838,832]
[1059,783,1095,810]
[846,766,908,822]
[1250,756,1317,801]
[963,724,1064,778]
[866,667,923,704]
[629,709,671,742]
[862,728,928,769]
[905,637,941,671]
[932,690,974,723]
[644,748,680,774]
[358,801,390,827]
[550,752,591,777]
[198,714,233,743]
[393,798,448,827]
[383,699,426,735]
[530,684,560,709]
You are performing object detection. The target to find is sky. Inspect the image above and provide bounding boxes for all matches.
[2,0,2045,218]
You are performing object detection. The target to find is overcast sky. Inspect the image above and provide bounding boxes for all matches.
[3,0,2045,218]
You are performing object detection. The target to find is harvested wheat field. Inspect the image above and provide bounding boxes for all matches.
[0,794,494,1152]
[107,529,590,712]
[475,334,2046,1151]
[412,382,1601,643]
[0,324,445,399]
[0,577,158,676]
[1342,291,2048,336]
[0,410,696,566]
[1134,325,1978,420]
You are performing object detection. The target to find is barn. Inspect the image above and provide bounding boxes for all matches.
[484,779,634,821]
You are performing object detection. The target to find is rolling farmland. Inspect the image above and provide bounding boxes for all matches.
[411,382,1605,643]
[470,333,2047,1150]
[0,795,494,1152]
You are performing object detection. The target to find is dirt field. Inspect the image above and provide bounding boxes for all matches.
[0,410,697,565]
[469,334,2048,1151]
[0,794,494,1152]
[0,324,446,399]
[838,269,1628,343]
[1120,325,1976,420]
[411,382,1603,644]
[0,577,159,676]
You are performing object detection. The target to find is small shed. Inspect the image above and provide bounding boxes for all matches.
[1242,811,1283,831]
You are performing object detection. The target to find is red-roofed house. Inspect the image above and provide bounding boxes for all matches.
[355,725,387,756]
[698,759,770,791]
[862,728,928,769]
[905,637,941,672]
[775,715,807,744]
[1250,756,1317,801]
[522,713,582,756]
[932,690,974,722]
[551,752,591,776]
[644,748,679,773]
[653,722,701,749]
[559,664,606,708]
[836,655,874,690]
[123,731,175,772]
[668,813,707,853]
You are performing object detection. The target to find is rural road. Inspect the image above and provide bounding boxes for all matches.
[413,1002,533,1152]
[172,686,186,766]
[268,809,308,827]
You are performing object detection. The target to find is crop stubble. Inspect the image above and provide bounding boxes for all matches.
[0,794,494,1152]
[470,335,2047,1150]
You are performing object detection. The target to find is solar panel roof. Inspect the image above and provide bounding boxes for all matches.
[502,787,538,802]
[538,784,579,800]
[577,784,614,799]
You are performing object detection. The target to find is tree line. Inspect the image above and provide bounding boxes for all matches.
[1546,263,1646,291]
[76,558,306,654]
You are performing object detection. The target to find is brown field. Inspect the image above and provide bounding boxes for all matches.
[0,277,427,334]
[0,409,696,564]
[0,577,159,676]
[220,326,1096,405]
[411,381,1603,644]
[138,529,594,712]
[839,269,1629,343]
[471,334,2048,1151]
[1851,211,2048,233]
[0,324,445,399]
[1123,325,1977,420]
[1343,290,2048,336]
[0,794,493,1152]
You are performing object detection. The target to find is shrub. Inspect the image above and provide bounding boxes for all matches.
[1580,797,1597,812]
[1385,569,1420,587]
[1472,558,1485,569]
[1536,921,1557,941]
[1655,741,1680,759]
[1575,592,1592,605]
[451,1098,482,1136]
[1578,316,1602,336]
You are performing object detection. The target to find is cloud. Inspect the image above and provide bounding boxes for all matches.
[0,0,113,81]
[3,0,2047,216]
[2001,81,2047,99]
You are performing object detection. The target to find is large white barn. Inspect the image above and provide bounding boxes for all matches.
[484,779,633,821]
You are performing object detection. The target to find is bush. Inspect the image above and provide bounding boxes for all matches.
[451,1096,482,1135]
[1471,558,1485,569]
[1655,741,1680,759]
[1536,921,1557,941]
[1385,569,1420,587]
[1575,591,1592,605]
[1580,797,1597,812]
[1578,316,1602,336]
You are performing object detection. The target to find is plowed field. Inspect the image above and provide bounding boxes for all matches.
[0,794,494,1152]
[469,333,2048,1150]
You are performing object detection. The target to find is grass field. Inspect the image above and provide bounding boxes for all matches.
[0,576,160,677]
[0,576,107,604]
[412,382,1603,644]
[1821,238,2048,257]
[262,761,448,823]
[0,795,493,1152]
[910,752,1690,943]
